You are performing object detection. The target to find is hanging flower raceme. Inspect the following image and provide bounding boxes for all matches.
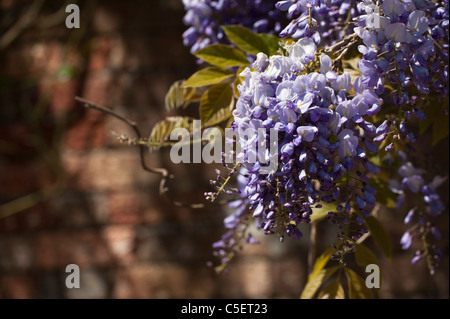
[275,0,365,44]
[389,159,446,274]
[354,0,449,107]
[211,37,384,270]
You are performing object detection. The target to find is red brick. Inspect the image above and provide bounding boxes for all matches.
[0,203,57,232]
[272,259,306,298]
[108,37,127,69]
[108,191,148,224]
[135,233,170,262]
[0,274,37,298]
[27,42,47,75]
[0,215,18,232]
[141,206,165,225]
[101,225,135,265]
[49,79,79,114]
[92,9,122,34]
[134,226,216,262]
[44,42,64,75]
[81,70,113,106]
[0,160,52,197]
[0,124,47,162]
[87,36,113,71]
[51,192,109,227]
[380,253,447,298]
[34,231,114,270]
[220,258,273,298]
[112,263,214,298]
[65,268,108,299]
[0,236,33,270]
[65,112,106,150]
[62,149,160,191]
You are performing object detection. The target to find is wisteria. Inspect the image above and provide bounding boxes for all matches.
[354,0,449,107]
[211,39,384,267]
[182,0,286,52]
[182,0,366,51]
[276,0,364,44]
[389,160,446,274]
[176,0,448,286]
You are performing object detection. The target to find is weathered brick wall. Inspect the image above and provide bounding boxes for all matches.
[0,0,447,299]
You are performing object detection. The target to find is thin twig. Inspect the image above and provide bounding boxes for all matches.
[0,188,57,219]
[0,0,46,50]
[75,96,228,209]
[323,33,359,55]
[75,97,168,176]
[75,96,171,194]
[36,0,73,29]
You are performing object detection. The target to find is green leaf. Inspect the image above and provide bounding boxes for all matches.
[310,202,337,223]
[345,268,374,299]
[258,33,283,56]
[365,216,392,260]
[318,277,345,299]
[300,266,339,299]
[369,178,397,208]
[183,67,235,88]
[203,97,234,127]
[165,80,203,112]
[195,44,250,68]
[222,25,269,55]
[310,246,336,279]
[164,80,185,111]
[355,244,380,267]
[200,83,233,123]
[148,116,193,152]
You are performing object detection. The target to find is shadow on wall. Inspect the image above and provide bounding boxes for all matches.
[0,0,448,299]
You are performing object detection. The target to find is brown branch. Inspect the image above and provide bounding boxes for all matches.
[75,97,171,195]
[75,97,167,177]
[36,0,73,29]
[75,96,228,209]
[323,33,359,55]
[0,0,46,50]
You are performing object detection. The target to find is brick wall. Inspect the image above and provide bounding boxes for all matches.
[0,0,448,299]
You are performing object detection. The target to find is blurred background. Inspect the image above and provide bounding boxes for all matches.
[0,0,448,298]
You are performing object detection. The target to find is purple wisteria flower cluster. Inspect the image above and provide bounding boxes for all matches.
[211,39,385,267]
[276,0,364,44]
[179,0,448,276]
[182,0,286,52]
[388,159,446,274]
[354,0,449,107]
